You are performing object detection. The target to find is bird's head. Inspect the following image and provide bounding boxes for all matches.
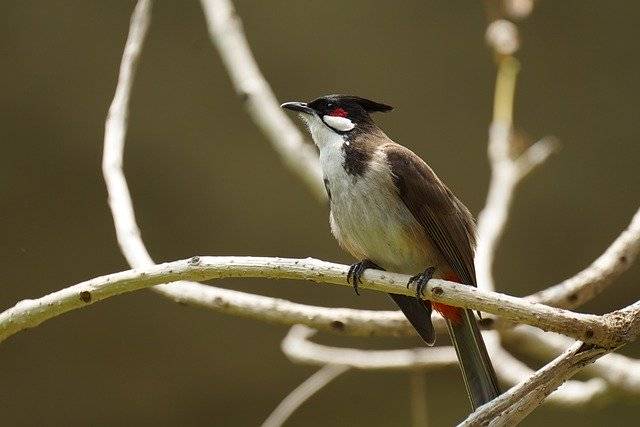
[281,94,392,145]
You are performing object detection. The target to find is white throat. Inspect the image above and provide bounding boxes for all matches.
[300,113,348,150]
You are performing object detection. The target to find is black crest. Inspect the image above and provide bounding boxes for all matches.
[307,94,393,124]
[334,95,393,113]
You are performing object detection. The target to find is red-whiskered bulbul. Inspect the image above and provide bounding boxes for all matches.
[282,94,500,409]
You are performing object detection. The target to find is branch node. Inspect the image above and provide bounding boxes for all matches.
[79,291,92,303]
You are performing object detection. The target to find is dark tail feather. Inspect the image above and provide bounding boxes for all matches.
[446,309,500,409]
[388,294,435,346]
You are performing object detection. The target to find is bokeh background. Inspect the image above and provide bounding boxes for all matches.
[2,1,639,425]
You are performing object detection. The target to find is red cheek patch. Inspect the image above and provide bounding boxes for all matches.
[329,107,348,117]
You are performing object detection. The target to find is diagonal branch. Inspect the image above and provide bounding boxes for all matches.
[261,364,349,427]
[529,207,640,308]
[502,324,640,396]
[460,341,610,426]
[199,0,324,200]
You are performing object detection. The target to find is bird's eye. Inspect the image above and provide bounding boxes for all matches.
[328,107,348,118]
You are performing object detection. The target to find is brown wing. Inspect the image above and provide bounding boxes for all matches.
[385,144,477,287]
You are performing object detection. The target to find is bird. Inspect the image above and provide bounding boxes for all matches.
[281,94,500,409]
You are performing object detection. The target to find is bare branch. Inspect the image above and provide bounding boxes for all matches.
[460,342,610,426]
[475,58,559,295]
[199,0,324,200]
[409,370,429,427]
[261,364,349,427]
[486,331,609,406]
[502,324,640,396]
[280,326,610,406]
[93,1,640,423]
[281,325,457,371]
[102,0,155,268]
[471,16,634,416]
[101,0,374,349]
[529,207,640,308]
[2,256,635,346]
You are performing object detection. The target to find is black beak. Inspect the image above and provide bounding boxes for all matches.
[281,101,314,115]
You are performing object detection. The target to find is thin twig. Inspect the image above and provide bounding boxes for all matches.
[261,364,349,427]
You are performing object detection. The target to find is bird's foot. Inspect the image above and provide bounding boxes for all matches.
[347,259,382,296]
[408,266,436,302]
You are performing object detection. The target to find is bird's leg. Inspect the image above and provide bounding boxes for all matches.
[407,266,436,303]
[347,259,383,296]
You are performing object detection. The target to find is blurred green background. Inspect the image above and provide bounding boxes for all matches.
[1,1,639,425]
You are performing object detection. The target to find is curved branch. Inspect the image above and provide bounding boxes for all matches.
[153,281,416,338]
[199,0,324,200]
[261,364,349,427]
[101,0,362,349]
[529,207,640,308]
[281,325,611,406]
[0,256,637,347]
[102,0,155,269]
[282,325,457,371]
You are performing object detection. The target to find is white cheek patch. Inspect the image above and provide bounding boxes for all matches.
[322,115,355,132]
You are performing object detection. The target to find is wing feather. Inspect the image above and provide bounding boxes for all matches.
[384,144,477,287]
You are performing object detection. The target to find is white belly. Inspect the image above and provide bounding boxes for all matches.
[321,145,443,275]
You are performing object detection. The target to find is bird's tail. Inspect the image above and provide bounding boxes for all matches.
[446,308,500,409]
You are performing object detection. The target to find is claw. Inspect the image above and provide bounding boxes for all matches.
[408,266,436,302]
[346,260,382,296]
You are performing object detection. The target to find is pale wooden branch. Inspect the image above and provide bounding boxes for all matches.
[102,0,156,271]
[93,0,640,422]
[199,0,324,201]
[280,325,610,406]
[502,324,640,396]
[471,10,640,417]
[100,0,639,346]
[261,364,349,427]
[409,370,429,427]
[2,256,638,347]
[475,58,559,295]
[102,0,388,345]
[486,331,609,407]
[281,325,457,371]
[529,206,640,308]
[461,341,610,426]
